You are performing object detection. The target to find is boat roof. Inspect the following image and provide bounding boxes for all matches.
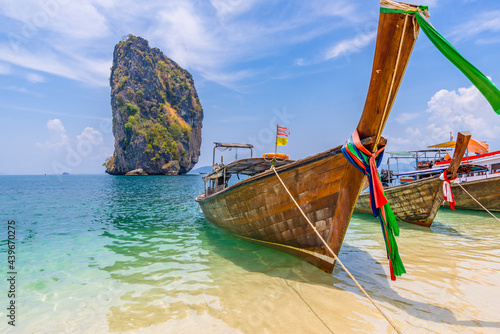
[204,157,295,181]
[397,167,444,177]
[434,150,500,166]
[398,164,487,177]
[429,138,489,154]
[224,157,294,176]
[214,142,254,149]
[386,148,451,157]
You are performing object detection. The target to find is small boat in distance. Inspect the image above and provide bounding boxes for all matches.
[355,132,471,227]
[433,149,500,212]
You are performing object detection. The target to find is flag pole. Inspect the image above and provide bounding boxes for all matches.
[275,124,279,155]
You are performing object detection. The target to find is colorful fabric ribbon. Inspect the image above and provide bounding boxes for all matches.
[439,170,457,210]
[342,130,405,280]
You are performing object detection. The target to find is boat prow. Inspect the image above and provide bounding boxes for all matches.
[355,132,471,227]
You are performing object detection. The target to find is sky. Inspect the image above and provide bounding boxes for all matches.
[1,0,500,175]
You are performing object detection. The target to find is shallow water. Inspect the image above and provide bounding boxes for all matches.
[0,175,499,333]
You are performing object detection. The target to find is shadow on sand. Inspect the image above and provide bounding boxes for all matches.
[354,211,480,241]
[199,218,500,330]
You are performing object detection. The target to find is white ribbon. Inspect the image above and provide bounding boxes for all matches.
[439,171,455,209]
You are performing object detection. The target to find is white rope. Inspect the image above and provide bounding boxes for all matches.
[270,165,403,334]
[456,182,500,222]
[380,0,418,12]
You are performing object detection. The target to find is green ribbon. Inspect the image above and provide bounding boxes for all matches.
[381,6,500,115]
[383,203,405,277]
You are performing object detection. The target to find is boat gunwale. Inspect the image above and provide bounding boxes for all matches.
[196,136,387,204]
[195,143,345,203]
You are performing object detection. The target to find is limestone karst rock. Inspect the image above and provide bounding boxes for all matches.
[105,35,203,175]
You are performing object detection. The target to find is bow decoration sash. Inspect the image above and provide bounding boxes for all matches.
[439,170,457,210]
[341,130,406,280]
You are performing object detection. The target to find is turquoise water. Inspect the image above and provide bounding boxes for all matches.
[0,175,499,333]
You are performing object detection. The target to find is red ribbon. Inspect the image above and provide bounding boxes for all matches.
[352,131,388,209]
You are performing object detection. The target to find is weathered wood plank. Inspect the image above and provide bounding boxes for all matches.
[448,177,500,211]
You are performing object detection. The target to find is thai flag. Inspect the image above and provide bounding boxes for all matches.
[277,126,290,137]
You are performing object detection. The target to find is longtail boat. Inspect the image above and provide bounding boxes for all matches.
[196,0,500,275]
[448,177,500,212]
[433,149,500,212]
[196,1,420,274]
[355,132,471,227]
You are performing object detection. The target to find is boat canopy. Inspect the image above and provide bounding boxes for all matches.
[429,138,489,154]
[212,142,254,166]
[385,151,415,156]
[387,149,451,156]
[214,142,254,149]
[396,167,444,178]
[397,163,487,177]
[223,157,293,176]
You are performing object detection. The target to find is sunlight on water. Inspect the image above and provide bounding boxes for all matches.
[0,175,499,333]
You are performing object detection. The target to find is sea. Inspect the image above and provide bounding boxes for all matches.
[0,175,499,334]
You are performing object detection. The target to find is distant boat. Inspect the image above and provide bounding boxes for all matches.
[62,172,69,175]
[433,149,500,212]
[355,132,471,227]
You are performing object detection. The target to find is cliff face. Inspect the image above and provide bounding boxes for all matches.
[105,35,203,175]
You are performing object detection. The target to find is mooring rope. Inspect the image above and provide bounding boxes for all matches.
[456,182,500,222]
[270,165,403,334]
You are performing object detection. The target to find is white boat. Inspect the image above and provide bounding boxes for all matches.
[433,149,500,211]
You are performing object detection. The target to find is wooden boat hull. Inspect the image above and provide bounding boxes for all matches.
[197,145,353,272]
[447,176,500,212]
[355,176,443,227]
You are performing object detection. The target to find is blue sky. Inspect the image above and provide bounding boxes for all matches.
[1,0,500,174]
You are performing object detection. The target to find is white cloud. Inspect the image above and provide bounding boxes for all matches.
[0,0,111,86]
[77,127,103,146]
[324,30,376,60]
[210,0,262,19]
[295,58,305,66]
[154,2,218,70]
[0,0,110,40]
[35,118,110,173]
[197,68,258,90]
[1,85,44,97]
[36,118,70,151]
[37,120,104,152]
[405,84,500,146]
[450,10,500,42]
[0,0,365,88]
[384,134,412,148]
[26,72,45,83]
[307,0,358,20]
[0,45,110,86]
[4,86,28,94]
[395,113,419,124]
